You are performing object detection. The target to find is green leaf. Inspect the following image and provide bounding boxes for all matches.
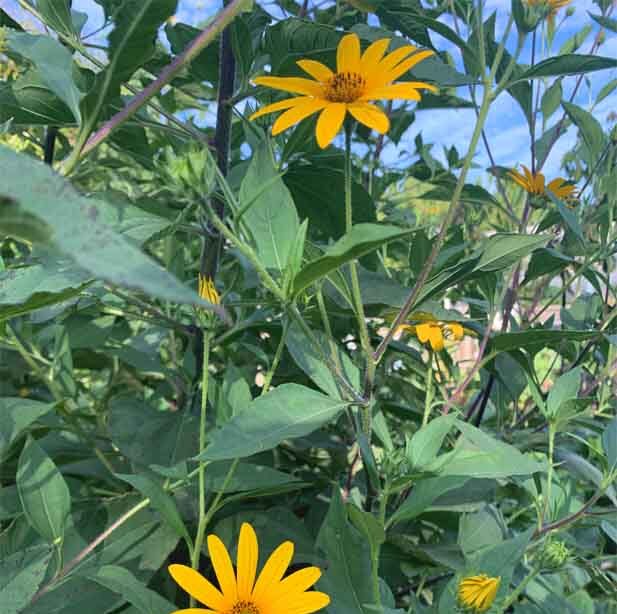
[33,0,77,39]
[239,141,299,272]
[0,146,217,312]
[523,247,573,285]
[513,54,617,83]
[205,461,303,493]
[0,545,53,614]
[17,437,71,544]
[458,506,504,557]
[196,384,350,461]
[441,421,544,479]
[7,32,83,123]
[390,476,470,525]
[546,367,582,420]
[562,101,606,168]
[116,473,190,543]
[589,12,617,33]
[284,162,376,240]
[348,505,385,555]
[0,70,76,125]
[316,489,374,614]
[110,397,198,469]
[0,257,91,322]
[541,78,562,119]
[474,233,549,272]
[0,397,55,458]
[602,418,617,470]
[559,24,592,55]
[407,415,456,470]
[293,224,414,296]
[285,321,360,399]
[491,329,602,352]
[87,565,176,614]
[81,0,178,125]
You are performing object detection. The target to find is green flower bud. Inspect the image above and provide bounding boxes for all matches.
[565,6,575,16]
[540,539,571,569]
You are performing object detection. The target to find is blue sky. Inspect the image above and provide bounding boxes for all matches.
[4,0,616,180]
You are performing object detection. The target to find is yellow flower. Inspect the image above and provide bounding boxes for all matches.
[507,165,577,203]
[169,523,330,614]
[458,574,501,613]
[198,274,220,305]
[250,33,436,148]
[527,0,571,20]
[398,318,465,352]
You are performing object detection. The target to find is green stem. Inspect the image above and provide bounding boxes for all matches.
[262,317,290,394]
[496,567,541,613]
[190,332,211,597]
[422,352,434,427]
[373,82,494,365]
[344,124,375,425]
[542,422,556,527]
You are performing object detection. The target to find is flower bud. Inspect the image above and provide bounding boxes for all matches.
[540,539,571,569]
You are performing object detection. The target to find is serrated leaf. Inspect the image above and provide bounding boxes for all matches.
[0,397,55,458]
[17,437,71,544]
[87,565,175,614]
[196,384,350,461]
[239,141,299,272]
[546,367,582,420]
[116,473,190,543]
[474,233,549,272]
[0,545,53,614]
[293,224,414,296]
[0,146,219,312]
[7,32,83,123]
[408,415,456,470]
[512,54,617,82]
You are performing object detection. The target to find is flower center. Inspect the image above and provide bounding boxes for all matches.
[227,601,260,614]
[324,71,366,103]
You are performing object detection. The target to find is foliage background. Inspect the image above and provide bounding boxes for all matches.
[0,0,616,613]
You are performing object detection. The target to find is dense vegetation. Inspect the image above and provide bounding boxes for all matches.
[0,1,616,613]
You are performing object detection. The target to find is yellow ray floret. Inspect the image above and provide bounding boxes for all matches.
[198,274,221,305]
[169,522,330,614]
[527,0,572,19]
[507,165,577,203]
[250,33,437,148]
[458,574,501,612]
[397,316,467,352]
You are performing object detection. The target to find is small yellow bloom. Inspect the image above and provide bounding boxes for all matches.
[169,522,330,614]
[398,317,466,352]
[250,33,436,148]
[507,165,577,203]
[527,0,571,22]
[198,274,220,305]
[458,574,501,613]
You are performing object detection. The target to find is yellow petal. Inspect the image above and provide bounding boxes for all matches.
[272,98,329,135]
[360,38,391,73]
[375,44,417,74]
[381,49,435,83]
[534,171,546,193]
[168,565,226,611]
[315,103,347,148]
[250,97,308,121]
[253,76,323,97]
[286,591,332,614]
[428,327,444,352]
[337,33,361,73]
[272,566,322,597]
[207,534,238,602]
[507,168,530,191]
[363,83,420,101]
[445,322,464,341]
[251,541,294,603]
[297,59,334,82]
[236,523,259,600]
[348,102,390,134]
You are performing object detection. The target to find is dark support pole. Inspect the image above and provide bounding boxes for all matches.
[201,0,236,280]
